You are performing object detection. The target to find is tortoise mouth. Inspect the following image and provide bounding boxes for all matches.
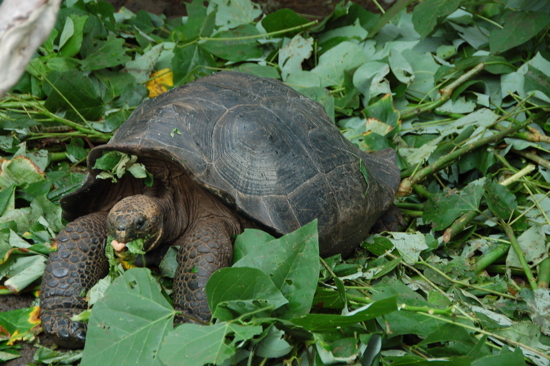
[143,226,164,251]
[109,226,164,253]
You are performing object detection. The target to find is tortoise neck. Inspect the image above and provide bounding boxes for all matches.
[140,159,241,244]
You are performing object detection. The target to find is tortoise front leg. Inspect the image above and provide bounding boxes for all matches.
[172,219,234,323]
[40,212,109,348]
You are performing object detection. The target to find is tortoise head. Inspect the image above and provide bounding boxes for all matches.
[107,195,164,252]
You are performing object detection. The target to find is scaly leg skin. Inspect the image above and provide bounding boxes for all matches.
[172,219,233,323]
[40,212,109,349]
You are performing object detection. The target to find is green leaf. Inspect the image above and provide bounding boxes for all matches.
[0,156,45,190]
[285,71,321,90]
[159,246,179,278]
[127,10,156,34]
[521,54,550,105]
[126,238,146,254]
[401,49,440,100]
[506,223,546,268]
[33,347,83,364]
[419,323,477,346]
[290,296,398,332]
[233,220,320,319]
[490,11,550,54]
[484,178,517,220]
[159,322,262,366]
[233,229,275,262]
[93,151,125,171]
[206,267,288,321]
[66,138,87,163]
[318,19,368,51]
[209,0,262,30]
[44,70,105,121]
[387,232,428,264]
[424,178,485,230]
[93,151,152,185]
[81,269,176,366]
[94,70,138,100]
[0,187,15,216]
[310,42,367,87]
[0,307,40,344]
[472,346,527,366]
[412,0,462,38]
[279,35,313,80]
[4,255,46,294]
[183,0,214,39]
[200,24,262,62]
[255,326,292,358]
[233,64,280,79]
[389,50,415,85]
[363,94,401,138]
[59,15,88,58]
[31,196,64,233]
[58,16,75,50]
[125,44,164,83]
[0,208,34,234]
[261,8,309,35]
[80,36,131,71]
[353,61,390,103]
[298,87,334,121]
[171,44,216,86]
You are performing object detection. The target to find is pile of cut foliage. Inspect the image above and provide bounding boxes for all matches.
[0,0,550,365]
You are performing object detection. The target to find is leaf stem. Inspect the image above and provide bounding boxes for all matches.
[416,311,550,360]
[395,202,423,210]
[513,150,550,170]
[399,209,422,217]
[493,123,550,144]
[538,258,550,288]
[501,221,538,291]
[397,118,533,196]
[444,164,536,243]
[410,256,516,299]
[28,63,93,129]
[474,243,510,274]
[400,63,485,120]
[399,303,454,315]
[199,20,318,42]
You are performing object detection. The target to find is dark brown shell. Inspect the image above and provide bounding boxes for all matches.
[62,72,399,257]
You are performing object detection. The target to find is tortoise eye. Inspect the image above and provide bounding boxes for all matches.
[135,218,145,230]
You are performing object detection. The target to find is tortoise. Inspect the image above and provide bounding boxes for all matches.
[39,71,401,348]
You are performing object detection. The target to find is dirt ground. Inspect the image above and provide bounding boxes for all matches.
[2,1,398,364]
[0,294,56,366]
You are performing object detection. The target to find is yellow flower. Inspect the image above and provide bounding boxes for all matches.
[146,68,174,98]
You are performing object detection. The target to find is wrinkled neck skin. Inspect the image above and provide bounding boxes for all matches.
[139,159,241,245]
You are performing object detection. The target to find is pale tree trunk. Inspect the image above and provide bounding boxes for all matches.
[0,0,62,97]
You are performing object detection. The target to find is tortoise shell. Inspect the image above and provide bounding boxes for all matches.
[61,71,399,257]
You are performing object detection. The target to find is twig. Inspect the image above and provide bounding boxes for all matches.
[474,243,510,274]
[444,164,536,243]
[400,63,485,120]
[513,149,550,170]
[494,122,550,144]
[397,118,533,196]
[538,258,550,288]
[417,311,550,361]
[501,221,538,291]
